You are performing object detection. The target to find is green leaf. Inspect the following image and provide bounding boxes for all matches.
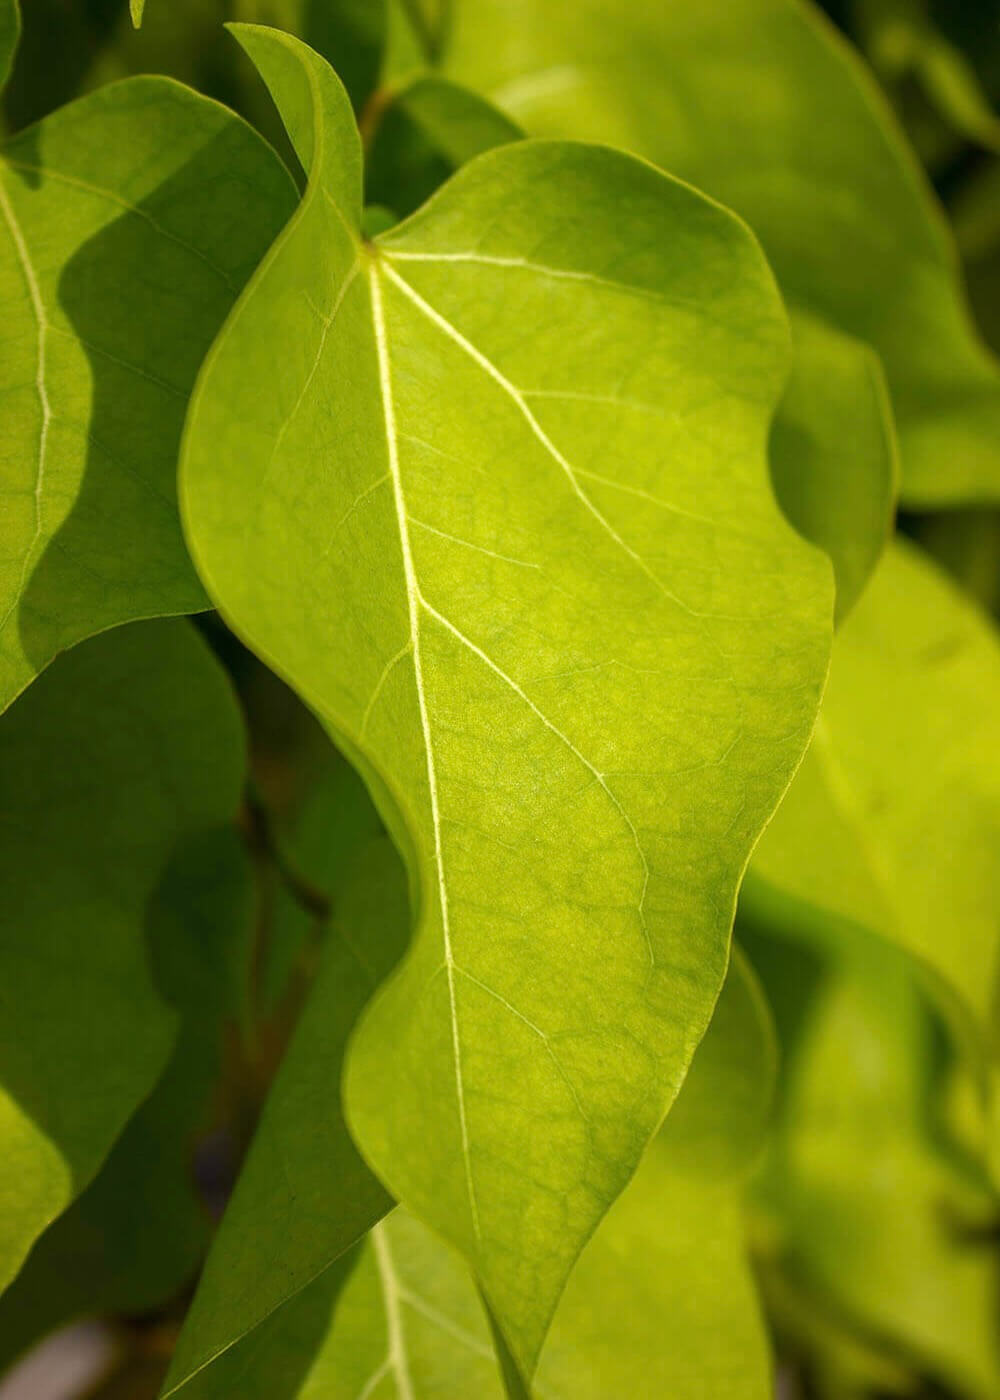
[161,836,407,1398]
[771,310,898,624]
[233,0,388,112]
[749,928,1000,1398]
[0,619,246,1295]
[165,951,776,1400]
[0,0,17,93]
[746,537,1000,1069]
[856,0,1000,152]
[907,507,1000,617]
[0,68,296,711]
[441,0,1000,506]
[259,753,384,1010]
[365,75,523,220]
[180,24,831,1373]
[0,829,255,1369]
[129,0,145,28]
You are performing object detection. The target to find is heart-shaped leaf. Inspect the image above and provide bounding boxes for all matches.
[181,25,831,1373]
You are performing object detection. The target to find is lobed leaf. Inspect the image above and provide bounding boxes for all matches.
[0,58,296,711]
[181,24,831,1373]
[0,619,246,1294]
[441,0,1000,505]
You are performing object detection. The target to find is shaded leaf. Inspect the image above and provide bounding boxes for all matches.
[0,830,255,1370]
[771,310,897,624]
[0,59,296,710]
[442,0,1000,505]
[365,75,522,220]
[162,837,407,1398]
[0,619,246,1294]
[181,24,831,1374]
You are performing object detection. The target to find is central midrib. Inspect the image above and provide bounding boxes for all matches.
[367,259,482,1246]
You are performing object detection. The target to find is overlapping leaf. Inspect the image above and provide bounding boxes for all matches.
[0,619,246,1294]
[771,310,897,623]
[180,24,831,1374]
[747,538,1000,1076]
[748,926,1000,1399]
[169,949,776,1400]
[0,24,295,710]
[441,0,1000,505]
[162,837,405,1398]
[0,830,255,1371]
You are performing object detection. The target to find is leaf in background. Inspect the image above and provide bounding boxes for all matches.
[181,25,831,1373]
[0,619,246,1295]
[0,830,255,1372]
[748,926,1000,1399]
[232,0,388,112]
[365,76,522,221]
[162,837,407,1398]
[170,951,777,1400]
[130,0,145,28]
[906,508,1000,618]
[0,58,296,712]
[771,310,898,624]
[259,755,384,1010]
[854,0,1000,155]
[441,0,1000,506]
[746,538,1000,1081]
[0,0,16,93]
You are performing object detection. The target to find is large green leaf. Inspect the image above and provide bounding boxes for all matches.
[0,61,296,711]
[749,928,1000,1398]
[441,0,1000,506]
[747,537,1000,1070]
[169,950,776,1400]
[180,24,831,1373]
[771,310,897,624]
[162,836,406,1398]
[0,829,255,1372]
[0,619,246,1294]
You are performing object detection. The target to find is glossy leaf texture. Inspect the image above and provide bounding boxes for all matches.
[162,837,406,1398]
[169,950,776,1400]
[0,619,246,1294]
[0,35,296,712]
[440,0,1000,506]
[746,537,1000,1078]
[0,829,255,1370]
[180,24,831,1373]
[747,923,1000,1399]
